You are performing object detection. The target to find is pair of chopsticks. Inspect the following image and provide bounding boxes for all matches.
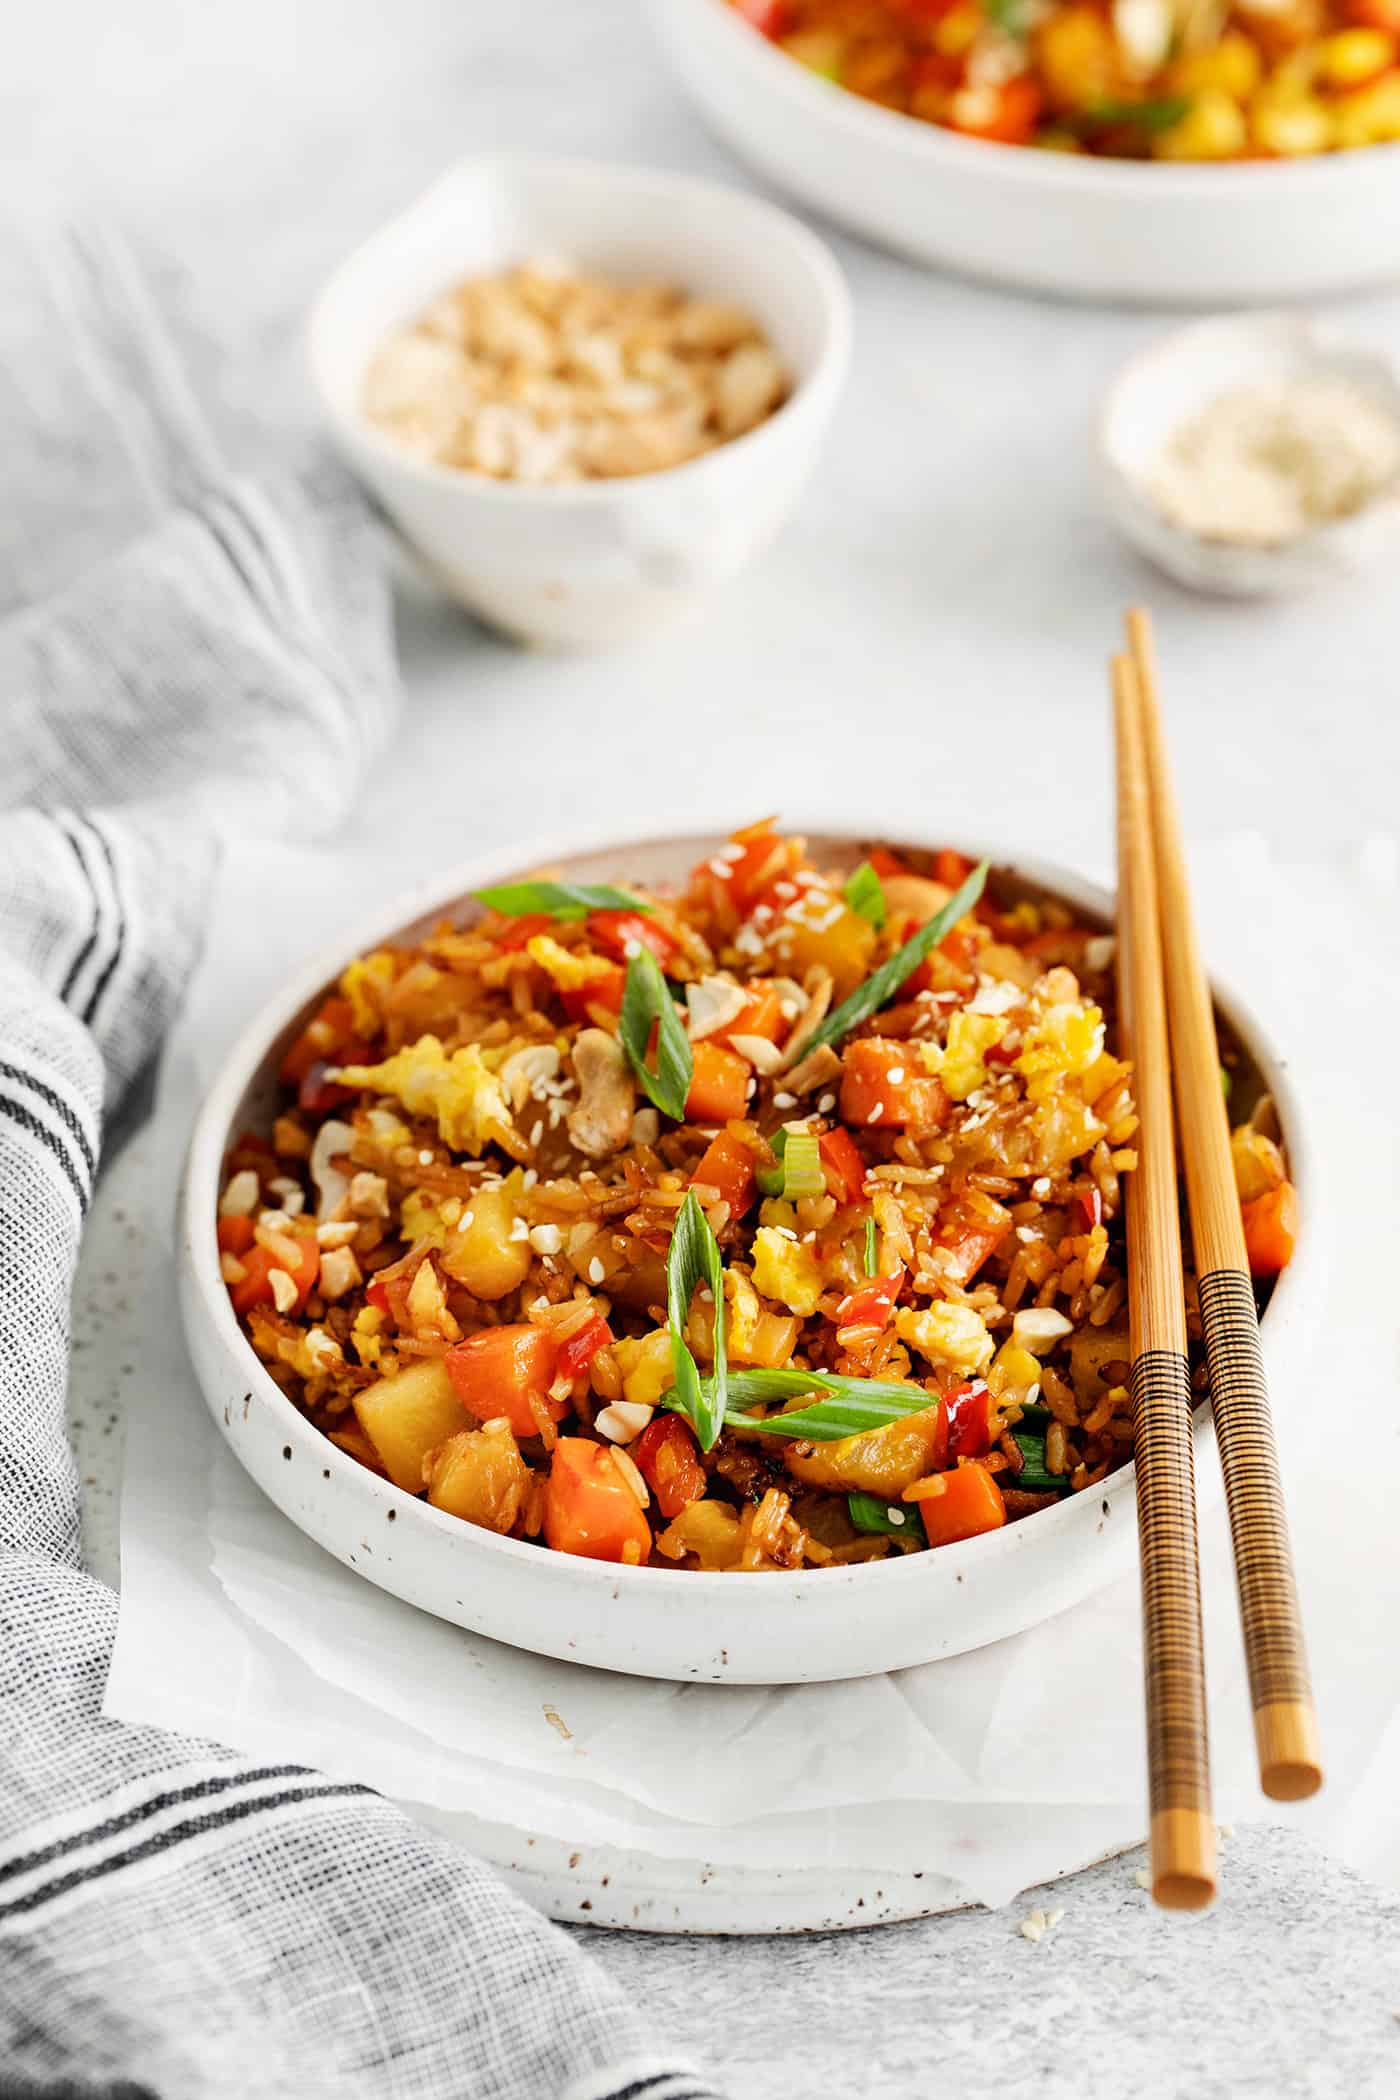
[1113,610,1322,1912]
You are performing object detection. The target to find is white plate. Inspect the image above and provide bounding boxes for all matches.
[178,823,1313,1685]
[648,0,1400,305]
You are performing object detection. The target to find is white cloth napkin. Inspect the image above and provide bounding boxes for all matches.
[102,825,1400,1914]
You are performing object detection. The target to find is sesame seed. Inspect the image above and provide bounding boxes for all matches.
[886,1066,906,1086]
[745,1079,756,1099]
[457,1211,475,1231]
[587,1257,606,1284]
[530,1119,544,1147]
[708,858,733,879]
[529,1223,563,1255]
[522,1168,538,1190]
[1032,1176,1052,1198]
[418,1149,434,1166]
[817,1092,836,1113]
[887,1507,906,1527]
[623,937,642,959]
[868,1104,884,1124]
[773,1091,796,1109]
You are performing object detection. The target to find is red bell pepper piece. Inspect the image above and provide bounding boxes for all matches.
[556,1314,613,1383]
[1075,1187,1104,1233]
[837,1263,905,1330]
[818,1126,866,1205]
[279,996,356,1089]
[586,910,677,967]
[632,1415,707,1518]
[944,1379,993,1461]
[365,1278,390,1315]
[299,1036,371,1114]
[493,911,555,953]
[560,966,627,1023]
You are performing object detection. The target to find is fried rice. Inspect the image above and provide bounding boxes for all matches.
[216,822,1296,1573]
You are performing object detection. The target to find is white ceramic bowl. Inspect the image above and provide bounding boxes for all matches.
[1099,312,1400,595]
[178,824,1313,1685]
[649,0,1400,305]
[306,156,849,649]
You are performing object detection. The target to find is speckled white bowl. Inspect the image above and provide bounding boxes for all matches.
[178,824,1314,1684]
[1099,313,1400,596]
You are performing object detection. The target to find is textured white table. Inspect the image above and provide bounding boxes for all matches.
[26,0,1400,2091]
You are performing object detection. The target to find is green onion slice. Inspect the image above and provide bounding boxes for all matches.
[676,1369,936,1443]
[755,1127,789,1198]
[848,1491,925,1542]
[780,1131,823,1199]
[619,947,693,1121]
[843,862,887,930]
[805,862,989,1057]
[1010,1426,1070,1494]
[474,879,654,923]
[665,1189,727,1452]
[863,1217,877,1276]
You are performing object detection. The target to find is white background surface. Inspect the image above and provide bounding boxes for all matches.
[20,0,1400,2092]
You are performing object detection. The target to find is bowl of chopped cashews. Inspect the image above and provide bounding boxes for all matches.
[177,821,1316,1684]
[647,0,1400,302]
[306,155,849,648]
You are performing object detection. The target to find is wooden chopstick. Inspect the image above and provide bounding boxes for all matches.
[1126,609,1323,1805]
[1113,651,1217,1912]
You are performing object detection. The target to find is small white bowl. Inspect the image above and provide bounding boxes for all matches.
[306,156,849,649]
[651,0,1400,304]
[1100,314,1400,596]
[178,823,1314,1686]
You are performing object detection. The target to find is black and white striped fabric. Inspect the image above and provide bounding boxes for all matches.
[0,224,721,2100]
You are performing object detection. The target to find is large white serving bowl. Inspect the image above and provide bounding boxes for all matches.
[648,0,1400,305]
[178,824,1313,1685]
[306,155,849,648]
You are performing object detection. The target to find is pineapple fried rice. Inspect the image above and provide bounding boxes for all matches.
[217,824,1296,1572]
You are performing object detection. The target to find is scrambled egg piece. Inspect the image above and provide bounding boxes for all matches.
[895,1302,995,1376]
[349,1303,384,1369]
[751,1225,823,1318]
[1016,988,1105,1102]
[525,934,614,994]
[333,1035,525,1160]
[924,1011,1006,1103]
[340,950,397,1035]
[987,1339,1042,1406]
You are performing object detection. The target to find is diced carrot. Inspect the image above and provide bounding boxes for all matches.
[217,1215,256,1256]
[556,1314,613,1383]
[229,1233,319,1319]
[633,1415,707,1518]
[725,979,786,1046]
[869,846,915,879]
[839,1039,949,1131]
[919,1463,1006,1548]
[543,1438,653,1563]
[689,1130,757,1218]
[444,1325,567,1440]
[586,910,677,966]
[734,0,788,33]
[818,1126,866,1205]
[932,848,975,887]
[686,1042,753,1123]
[560,965,626,1023]
[1241,1180,1297,1276]
[279,996,355,1088]
[947,76,1041,144]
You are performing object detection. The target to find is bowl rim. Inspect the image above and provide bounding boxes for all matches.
[667,0,1400,198]
[182,814,1313,1602]
[305,151,852,510]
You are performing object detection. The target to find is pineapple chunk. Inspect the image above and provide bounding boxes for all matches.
[353,1357,467,1493]
[424,1420,530,1533]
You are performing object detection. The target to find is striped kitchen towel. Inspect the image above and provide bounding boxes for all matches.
[0,221,721,2100]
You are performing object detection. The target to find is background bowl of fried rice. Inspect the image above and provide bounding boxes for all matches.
[178,823,1313,1684]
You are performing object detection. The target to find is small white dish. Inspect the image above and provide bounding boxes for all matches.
[177,823,1314,1686]
[1099,314,1400,597]
[649,0,1400,304]
[306,156,849,649]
